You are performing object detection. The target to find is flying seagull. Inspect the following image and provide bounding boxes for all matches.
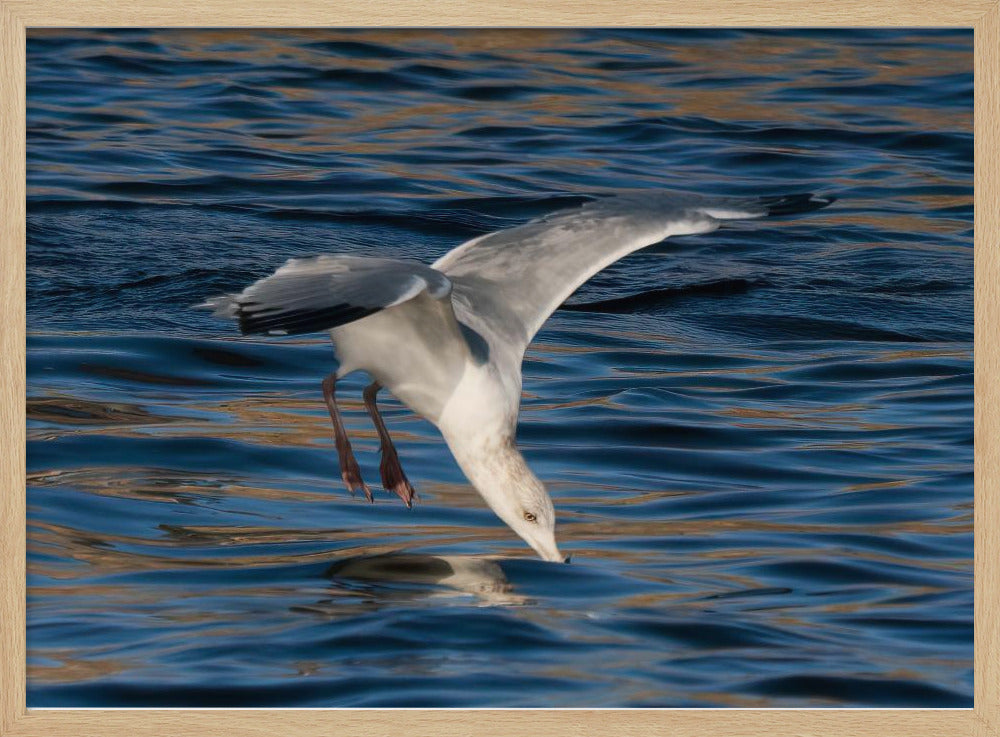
[201,190,833,563]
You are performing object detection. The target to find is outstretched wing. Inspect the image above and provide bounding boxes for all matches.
[434,191,833,362]
[200,255,452,336]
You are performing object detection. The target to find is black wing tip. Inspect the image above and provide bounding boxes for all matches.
[759,193,836,217]
[235,303,380,336]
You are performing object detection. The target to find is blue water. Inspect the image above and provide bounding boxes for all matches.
[25,29,973,707]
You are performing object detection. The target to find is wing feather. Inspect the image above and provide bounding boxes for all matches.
[200,255,452,336]
[434,190,833,362]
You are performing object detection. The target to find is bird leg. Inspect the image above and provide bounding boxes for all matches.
[321,374,372,502]
[363,381,416,508]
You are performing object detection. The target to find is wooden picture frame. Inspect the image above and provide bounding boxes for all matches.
[1,2,996,735]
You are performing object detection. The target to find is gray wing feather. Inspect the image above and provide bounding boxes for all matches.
[434,190,832,361]
[200,255,452,336]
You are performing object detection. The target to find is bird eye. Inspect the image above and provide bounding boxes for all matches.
[523,511,537,523]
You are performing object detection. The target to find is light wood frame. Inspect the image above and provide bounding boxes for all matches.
[1,2,996,735]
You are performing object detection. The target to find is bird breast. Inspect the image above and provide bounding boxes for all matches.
[437,359,521,451]
[330,307,465,419]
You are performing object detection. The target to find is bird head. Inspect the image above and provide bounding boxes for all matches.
[439,422,569,563]
[485,471,565,563]
[449,436,567,563]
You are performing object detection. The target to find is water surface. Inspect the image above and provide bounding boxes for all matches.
[26,28,973,707]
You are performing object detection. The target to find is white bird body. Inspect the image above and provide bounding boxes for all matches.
[331,293,470,423]
[202,189,833,562]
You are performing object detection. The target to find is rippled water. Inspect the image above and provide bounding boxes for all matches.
[26,29,973,707]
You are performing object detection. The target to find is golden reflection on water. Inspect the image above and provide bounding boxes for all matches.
[29,27,973,214]
[27,395,169,426]
[27,474,971,579]
[29,656,130,685]
[27,322,971,586]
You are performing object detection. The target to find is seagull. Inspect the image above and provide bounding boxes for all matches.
[201,190,833,563]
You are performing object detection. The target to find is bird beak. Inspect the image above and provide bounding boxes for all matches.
[530,539,566,564]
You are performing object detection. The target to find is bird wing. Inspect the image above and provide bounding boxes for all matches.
[199,254,453,336]
[434,191,833,363]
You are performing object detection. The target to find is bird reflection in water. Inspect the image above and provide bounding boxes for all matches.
[310,553,530,608]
